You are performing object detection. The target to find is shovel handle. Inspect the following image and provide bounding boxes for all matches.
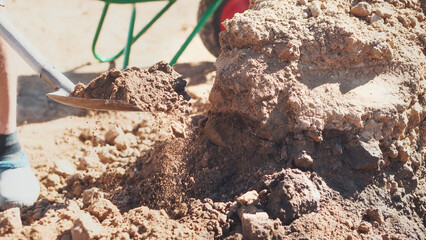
[0,12,75,92]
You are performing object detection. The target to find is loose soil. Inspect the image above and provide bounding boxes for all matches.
[70,61,191,113]
[1,0,425,239]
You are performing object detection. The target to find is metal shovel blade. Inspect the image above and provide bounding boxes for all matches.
[46,89,142,111]
[0,14,143,112]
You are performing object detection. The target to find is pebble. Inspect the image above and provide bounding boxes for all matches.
[358,221,372,233]
[236,190,259,206]
[105,126,124,145]
[308,1,322,17]
[375,7,393,18]
[54,159,76,177]
[78,151,102,170]
[82,188,106,207]
[351,2,372,17]
[88,198,122,222]
[370,13,384,24]
[171,122,186,138]
[366,208,384,224]
[0,208,22,235]
[45,173,61,188]
[71,213,103,240]
[294,151,314,169]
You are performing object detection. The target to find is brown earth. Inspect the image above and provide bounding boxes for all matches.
[71,62,191,113]
[0,0,425,240]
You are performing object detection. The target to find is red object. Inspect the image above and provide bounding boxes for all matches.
[220,0,250,31]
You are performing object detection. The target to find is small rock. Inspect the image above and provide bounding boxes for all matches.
[78,150,102,170]
[398,164,414,179]
[345,139,382,170]
[54,159,76,177]
[375,7,393,18]
[298,0,307,5]
[351,2,372,17]
[0,208,22,235]
[88,198,121,222]
[82,188,106,207]
[397,15,411,28]
[71,213,103,240]
[265,169,320,224]
[407,15,417,27]
[294,151,314,169]
[44,173,61,188]
[171,122,186,138]
[97,146,119,164]
[308,1,322,17]
[370,13,383,24]
[343,218,354,229]
[240,211,277,240]
[114,133,137,150]
[358,221,372,233]
[105,126,124,145]
[387,144,398,158]
[366,208,384,225]
[236,190,259,206]
[370,42,393,60]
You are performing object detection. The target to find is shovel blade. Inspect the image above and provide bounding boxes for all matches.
[46,90,142,111]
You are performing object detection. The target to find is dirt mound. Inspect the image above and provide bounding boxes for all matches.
[71,61,191,113]
[2,0,425,239]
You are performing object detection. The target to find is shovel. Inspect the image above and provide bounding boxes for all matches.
[0,13,141,111]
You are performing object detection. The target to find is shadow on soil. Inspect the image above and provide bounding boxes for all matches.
[17,70,98,125]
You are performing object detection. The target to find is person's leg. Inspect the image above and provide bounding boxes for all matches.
[0,15,17,135]
[0,8,40,208]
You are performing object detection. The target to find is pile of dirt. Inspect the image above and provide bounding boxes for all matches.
[71,61,191,113]
[2,0,425,239]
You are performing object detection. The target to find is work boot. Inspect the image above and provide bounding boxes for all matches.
[0,132,40,208]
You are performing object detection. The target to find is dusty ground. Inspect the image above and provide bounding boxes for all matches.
[0,0,425,240]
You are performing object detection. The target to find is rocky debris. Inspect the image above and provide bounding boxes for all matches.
[370,13,384,24]
[97,145,120,164]
[54,159,76,177]
[0,208,22,235]
[71,213,103,240]
[263,169,320,224]
[238,206,283,240]
[294,151,314,169]
[357,221,372,233]
[105,126,124,145]
[375,7,393,18]
[308,1,322,17]
[366,208,384,225]
[236,190,259,206]
[82,188,106,207]
[114,133,137,150]
[171,121,186,138]
[345,139,382,170]
[351,2,372,17]
[44,173,61,188]
[78,150,103,170]
[87,198,121,222]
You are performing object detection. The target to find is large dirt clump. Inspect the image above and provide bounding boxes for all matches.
[71,61,191,113]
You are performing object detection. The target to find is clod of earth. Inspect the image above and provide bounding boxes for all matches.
[70,61,191,113]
